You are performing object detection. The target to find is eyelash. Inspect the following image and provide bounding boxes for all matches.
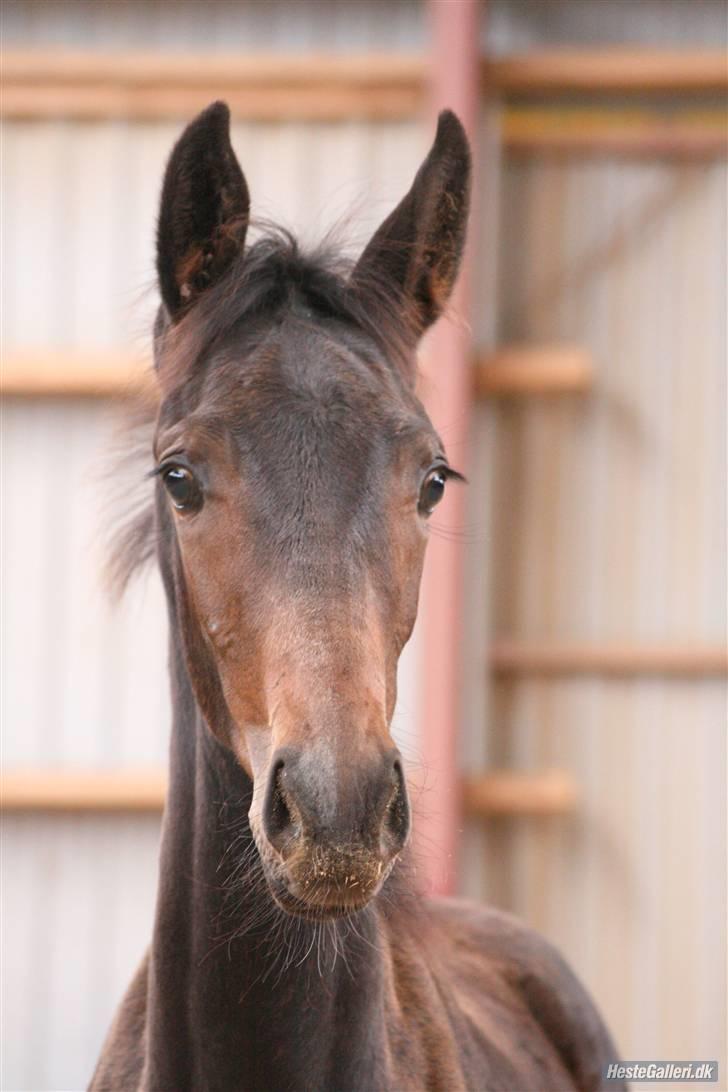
[147,460,466,485]
[440,466,466,483]
[428,458,465,486]
[149,457,189,480]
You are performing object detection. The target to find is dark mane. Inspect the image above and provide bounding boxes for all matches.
[156,223,416,394]
[105,388,159,598]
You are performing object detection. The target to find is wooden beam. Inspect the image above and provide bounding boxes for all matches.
[1,51,425,87]
[1,50,726,122]
[3,346,595,398]
[1,350,152,397]
[0,767,580,816]
[475,345,593,396]
[0,51,424,121]
[1,769,167,812]
[490,642,728,678]
[484,50,728,94]
[462,770,579,816]
[503,107,728,159]
[0,83,421,123]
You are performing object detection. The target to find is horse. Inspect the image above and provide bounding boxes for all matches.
[91,102,624,1092]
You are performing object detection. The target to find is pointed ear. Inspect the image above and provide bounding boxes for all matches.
[351,110,471,343]
[157,101,250,320]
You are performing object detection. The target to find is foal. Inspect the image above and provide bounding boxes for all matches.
[92,103,622,1091]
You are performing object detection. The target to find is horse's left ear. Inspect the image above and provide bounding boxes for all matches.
[351,109,471,343]
[157,101,250,320]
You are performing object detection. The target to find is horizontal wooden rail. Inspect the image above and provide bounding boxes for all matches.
[1,51,424,88]
[1,769,167,812]
[475,345,593,396]
[462,770,579,816]
[1,50,726,122]
[1,350,152,397]
[1,51,421,121]
[1,768,578,816]
[2,346,594,398]
[503,107,728,159]
[490,642,728,678]
[484,50,728,94]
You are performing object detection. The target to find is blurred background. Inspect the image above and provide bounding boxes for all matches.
[1,2,726,1089]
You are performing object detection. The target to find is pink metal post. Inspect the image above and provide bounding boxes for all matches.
[416,0,481,895]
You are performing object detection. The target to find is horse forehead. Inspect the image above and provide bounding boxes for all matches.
[210,314,403,408]
[221,376,408,559]
[204,339,410,467]
[237,389,394,506]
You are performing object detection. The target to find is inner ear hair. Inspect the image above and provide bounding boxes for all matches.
[157,101,250,320]
[350,110,471,342]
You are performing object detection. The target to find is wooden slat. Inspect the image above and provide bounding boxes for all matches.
[0,768,580,815]
[0,84,422,123]
[462,770,579,816]
[3,346,595,398]
[475,345,593,396]
[1,50,726,122]
[490,642,728,678]
[503,107,728,159]
[4,48,726,93]
[484,50,728,94]
[1,51,424,121]
[0,769,167,812]
[0,350,152,397]
[0,50,424,88]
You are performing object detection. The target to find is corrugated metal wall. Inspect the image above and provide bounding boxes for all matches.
[487,0,725,51]
[2,1,726,1089]
[465,156,727,1072]
[0,0,426,52]
[3,0,724,54]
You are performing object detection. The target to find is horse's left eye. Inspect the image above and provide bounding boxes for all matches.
[161,465,203,512]
[419,468,447,515]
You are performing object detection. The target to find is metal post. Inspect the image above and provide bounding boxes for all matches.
[417,0,481,896]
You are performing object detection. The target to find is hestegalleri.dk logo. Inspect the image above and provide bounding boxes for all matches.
[604,1061,719,1083]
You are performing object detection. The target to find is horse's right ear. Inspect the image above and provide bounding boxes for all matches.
[157,101,250,320]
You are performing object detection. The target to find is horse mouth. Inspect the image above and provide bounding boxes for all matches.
[267,881,365,921]
[265,861,392,921]
[250,814,397,919]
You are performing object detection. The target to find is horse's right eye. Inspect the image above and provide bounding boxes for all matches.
[161,465,203,512]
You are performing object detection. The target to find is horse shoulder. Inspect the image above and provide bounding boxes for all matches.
[88,951,148,1092]
[428,899,626,1092]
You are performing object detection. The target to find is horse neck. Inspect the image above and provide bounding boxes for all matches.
[144,603,390,1092]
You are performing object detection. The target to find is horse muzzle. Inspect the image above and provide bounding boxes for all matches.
[256,743,410,917]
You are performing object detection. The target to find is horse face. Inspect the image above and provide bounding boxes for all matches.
[153,103,470,918]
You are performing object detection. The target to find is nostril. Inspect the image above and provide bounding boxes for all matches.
[262,759,295,854]
[384,758,410,851]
